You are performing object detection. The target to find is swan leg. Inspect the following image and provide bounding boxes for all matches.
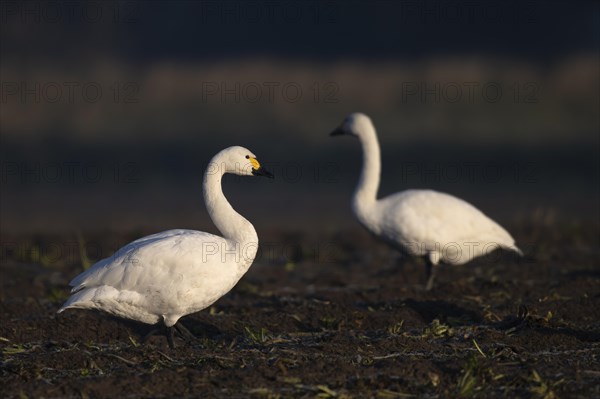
[167,326,176,349]
[142,323,195,349]
[425,261,436,291]
[425,252,440,291]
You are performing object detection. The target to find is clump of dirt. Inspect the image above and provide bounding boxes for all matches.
[1,222,599,398]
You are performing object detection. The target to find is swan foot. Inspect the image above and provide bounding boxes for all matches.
[174,322,197,341]
[143,322,197,349]
[167,322,198,349]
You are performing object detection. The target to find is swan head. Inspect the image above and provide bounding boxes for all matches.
[211,146,274,178]
[330,112,374,138]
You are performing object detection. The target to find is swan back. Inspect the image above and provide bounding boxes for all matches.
[375,190,519,264]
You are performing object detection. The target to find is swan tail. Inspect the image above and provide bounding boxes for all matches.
[503,244,523,257]
[56,286,160,325]
[57,286,118,313]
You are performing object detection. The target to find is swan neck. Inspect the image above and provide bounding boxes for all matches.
[203,163,257,245]
[353,128,381,213]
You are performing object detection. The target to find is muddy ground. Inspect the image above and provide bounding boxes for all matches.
[1,220,599,398]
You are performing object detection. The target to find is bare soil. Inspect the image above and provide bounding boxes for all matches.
[1,222,599,398]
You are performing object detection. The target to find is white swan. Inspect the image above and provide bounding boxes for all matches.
[58,146,273,347]
[331,113,522,290]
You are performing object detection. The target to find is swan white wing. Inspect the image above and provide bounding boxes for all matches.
[61,229,245,324]
[69,229,210,290]
[377,190,517,262]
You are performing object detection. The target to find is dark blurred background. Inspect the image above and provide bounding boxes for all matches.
[1,0,598,236]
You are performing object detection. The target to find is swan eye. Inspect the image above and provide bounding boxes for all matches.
[245,155,249,159]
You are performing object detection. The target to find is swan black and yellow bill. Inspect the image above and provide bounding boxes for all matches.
[250,158,274,178]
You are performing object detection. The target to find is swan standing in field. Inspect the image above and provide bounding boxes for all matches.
[330,113,522,290]
[58,146,273,348]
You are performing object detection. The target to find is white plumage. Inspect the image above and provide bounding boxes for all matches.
[331,113,521,290]
[58,146,273,346]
